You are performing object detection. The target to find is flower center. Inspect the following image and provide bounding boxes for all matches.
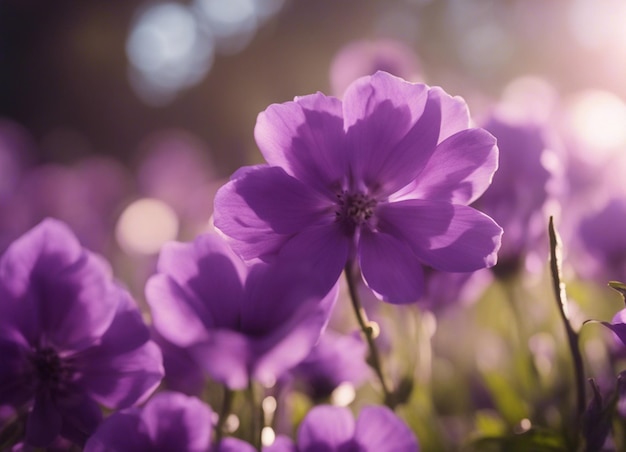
[335,191,377,229]
[32,346,72,388]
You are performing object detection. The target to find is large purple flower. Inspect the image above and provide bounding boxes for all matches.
[84,391,255,452]
[214,71,502,304]
[0,219,163,447]
[146,232,337,390]
[265,405,419,452]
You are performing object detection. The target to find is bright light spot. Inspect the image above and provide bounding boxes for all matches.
[262,396,277,414]
[519,418,532,432]
[569,0,626,50]
[126,2,214,106]
[194,0,257,54]
[225,414,240,433]
[116,198,179,255]
[564,90,626,157]
[252,0,285,22]
[499,76,559,123]
[261,427,276,446]
[330,382,356,407]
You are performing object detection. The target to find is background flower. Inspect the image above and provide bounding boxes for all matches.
[0,219,163,447]
[146,231,337,390]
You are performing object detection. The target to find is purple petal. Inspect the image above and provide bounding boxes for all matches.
[251,283,338,387]
[396,128,498,205]
[0,219,118,351]
[278,223,350,295]
[297,405,355,449]
[358,229,425,304]
[141,392,212,451]
[343,72,441,195]
[191,331,251,390]
[56,389,103,446]
[146,275,211,347]
[353,406,419,451]
[25,390,62,448]
[263,435,297,452]
[255,93,348,196]
[79,340,163,409]
[153,331,205,397]
[150,234,247,333]
[377,200,502,272]
[431,86,471,143]
[84,409,149,452]
[214,166,330,261]
[0,338,33,406]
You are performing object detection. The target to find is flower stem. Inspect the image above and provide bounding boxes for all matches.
[344,259,394,409]
[247,380,262,451]
[548,216,586,417]
[215,386,233,446]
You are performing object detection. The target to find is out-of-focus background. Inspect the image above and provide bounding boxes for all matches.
[2,0,626,168]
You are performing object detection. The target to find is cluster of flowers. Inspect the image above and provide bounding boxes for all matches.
[3,69,626,451]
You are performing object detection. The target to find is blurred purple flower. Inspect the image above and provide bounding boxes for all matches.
[475,114,554,277]
[214,71,502,304]
[84,391,255,452]
[146,232,337,390]
[265,405,419,452]
[578,197,626,283]
[329,38,423,97]
[0,219,163,448]
[287,329,370,401]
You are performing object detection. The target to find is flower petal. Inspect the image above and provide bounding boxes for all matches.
[152,235,247,332]
[214,165,330,261]
[395,128,498,205]
[354,406,419,451]
[377,200,502,272]
[57,389,103,446]
[297,405,355,449]
[263,435,297,452]
[255,93,348,196]
[0,219,118,351]
[358,229,425,304]
[431,86,470,143]
[26,390,62,448]
[278,223,350,295]
[251,283,338,387]
[190,331,251,390]
[344,72,442,195]
[141,392,212,451]
[84,409,149,452]
[146,274,212,347]
[79,340,163,409]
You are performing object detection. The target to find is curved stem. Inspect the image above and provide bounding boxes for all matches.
[344,260,395,408]
[215,386,234,446]
[548,217,586,418]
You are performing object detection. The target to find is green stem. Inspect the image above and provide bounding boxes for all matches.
[215,386,234,446]
[548,216,586,418]
[247,380,262,451]
[344,259,394,408]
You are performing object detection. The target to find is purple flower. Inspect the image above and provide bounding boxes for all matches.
[287,329,370,401]
[146,232,337,390]
[0,219,163,447]
[578,197,626,283]
[85,391,255,452]
[265,405,419,452]
[214,71,502,304]
[475,114,555,276]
